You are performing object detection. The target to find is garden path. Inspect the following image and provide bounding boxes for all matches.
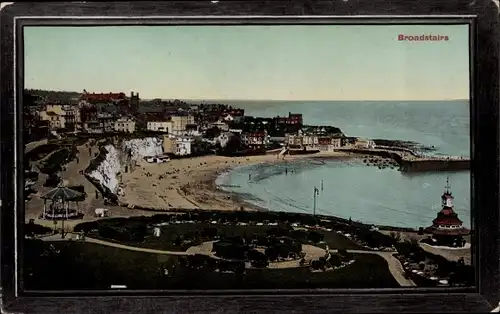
[39,234,414,286]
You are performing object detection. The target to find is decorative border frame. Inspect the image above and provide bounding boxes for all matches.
[1,1,498,313]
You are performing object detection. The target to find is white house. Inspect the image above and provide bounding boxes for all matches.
[223,114,234,122]
[174,137,194,156]
[114,118,136,133]
[217,132,232,148]
[209,120,229,131]
[147,121,172,133]
[355,138,376,149]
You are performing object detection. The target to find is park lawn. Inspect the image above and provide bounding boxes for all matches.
[25,240,399,290]
[317,231,363,250]
[92,223,362,252]
[170,253,399,289]
[24,240,178,290]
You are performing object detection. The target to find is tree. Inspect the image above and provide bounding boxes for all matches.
[205,126,221,139]
[221,135,242,154]
[234,261,246,275]
[307,231,324,244]
[389,232,401,242]
[202,227,218,239]
[311,260,321,270]
[173,236,182,247]
[329,254,342,267]
[338,248,348,257]
[265,247,279,262]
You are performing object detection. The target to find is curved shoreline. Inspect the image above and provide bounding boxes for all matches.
[118,151,422,232]
[212,153,470,231]
[118,151,358,212]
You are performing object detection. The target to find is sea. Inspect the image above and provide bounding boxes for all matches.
[214,100,471,229]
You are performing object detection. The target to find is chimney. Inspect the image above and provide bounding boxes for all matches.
[131,91,134,98]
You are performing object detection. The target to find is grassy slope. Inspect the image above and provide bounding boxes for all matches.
[24,240,398,290]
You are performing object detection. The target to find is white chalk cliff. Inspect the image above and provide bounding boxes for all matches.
[87,137,164,194]
[88,144,121,194]
[122,137,164,160]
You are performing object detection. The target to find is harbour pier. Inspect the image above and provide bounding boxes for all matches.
[341,148,470,172]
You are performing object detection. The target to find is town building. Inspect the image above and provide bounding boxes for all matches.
[114,118,136,133]
[82,113,116,134]
[216,132,234,148]
[355,138,376,149]
[162,135,198,156]
[286,134,344,151]
[24,108,49,142]
[162,136,176,153]
[242,131,269,149]
[174,137,194,156]
[147,121,172,133]
[425,178,469,247]
[39,104,79,131]
[208,120,230,132]
[222,108,245,119]
[130,91,140,113]
[79,90,139,114]
[274,112,303,126]
[302,134,319,147]
[286,134,302,146]
[80,91,127,103]
[171,114,196,134]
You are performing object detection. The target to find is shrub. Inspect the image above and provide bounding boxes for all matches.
[40,148,71,175]
[389,231,401,242]
[201,227,218,238]
[25,223,52,236]
[307,231,324,244]
[329,254,342,267]
[311,260,321,270]
[43,174,61,187]
[74,221,99,233]
[213,242,246,260]
[25,144,60,161]
[98,225,132,242]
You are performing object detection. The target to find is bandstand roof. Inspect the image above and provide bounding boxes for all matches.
[41,186,83,201]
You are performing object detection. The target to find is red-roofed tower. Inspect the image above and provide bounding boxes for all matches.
[425,177,469,247]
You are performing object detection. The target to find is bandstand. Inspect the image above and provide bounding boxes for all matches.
[40,186,85,221]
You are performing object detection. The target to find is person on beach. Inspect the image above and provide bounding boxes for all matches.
[248,174,252,181]
[285,168,288,175]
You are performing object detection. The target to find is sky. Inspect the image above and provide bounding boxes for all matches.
[24,24,470,101]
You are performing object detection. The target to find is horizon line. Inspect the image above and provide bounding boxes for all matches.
[175,98,469,102]
[23,89,468,102]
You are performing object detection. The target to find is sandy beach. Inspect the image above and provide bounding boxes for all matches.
[119,151,354,211]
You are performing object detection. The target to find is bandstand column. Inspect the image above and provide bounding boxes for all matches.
[43,200,47,218]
